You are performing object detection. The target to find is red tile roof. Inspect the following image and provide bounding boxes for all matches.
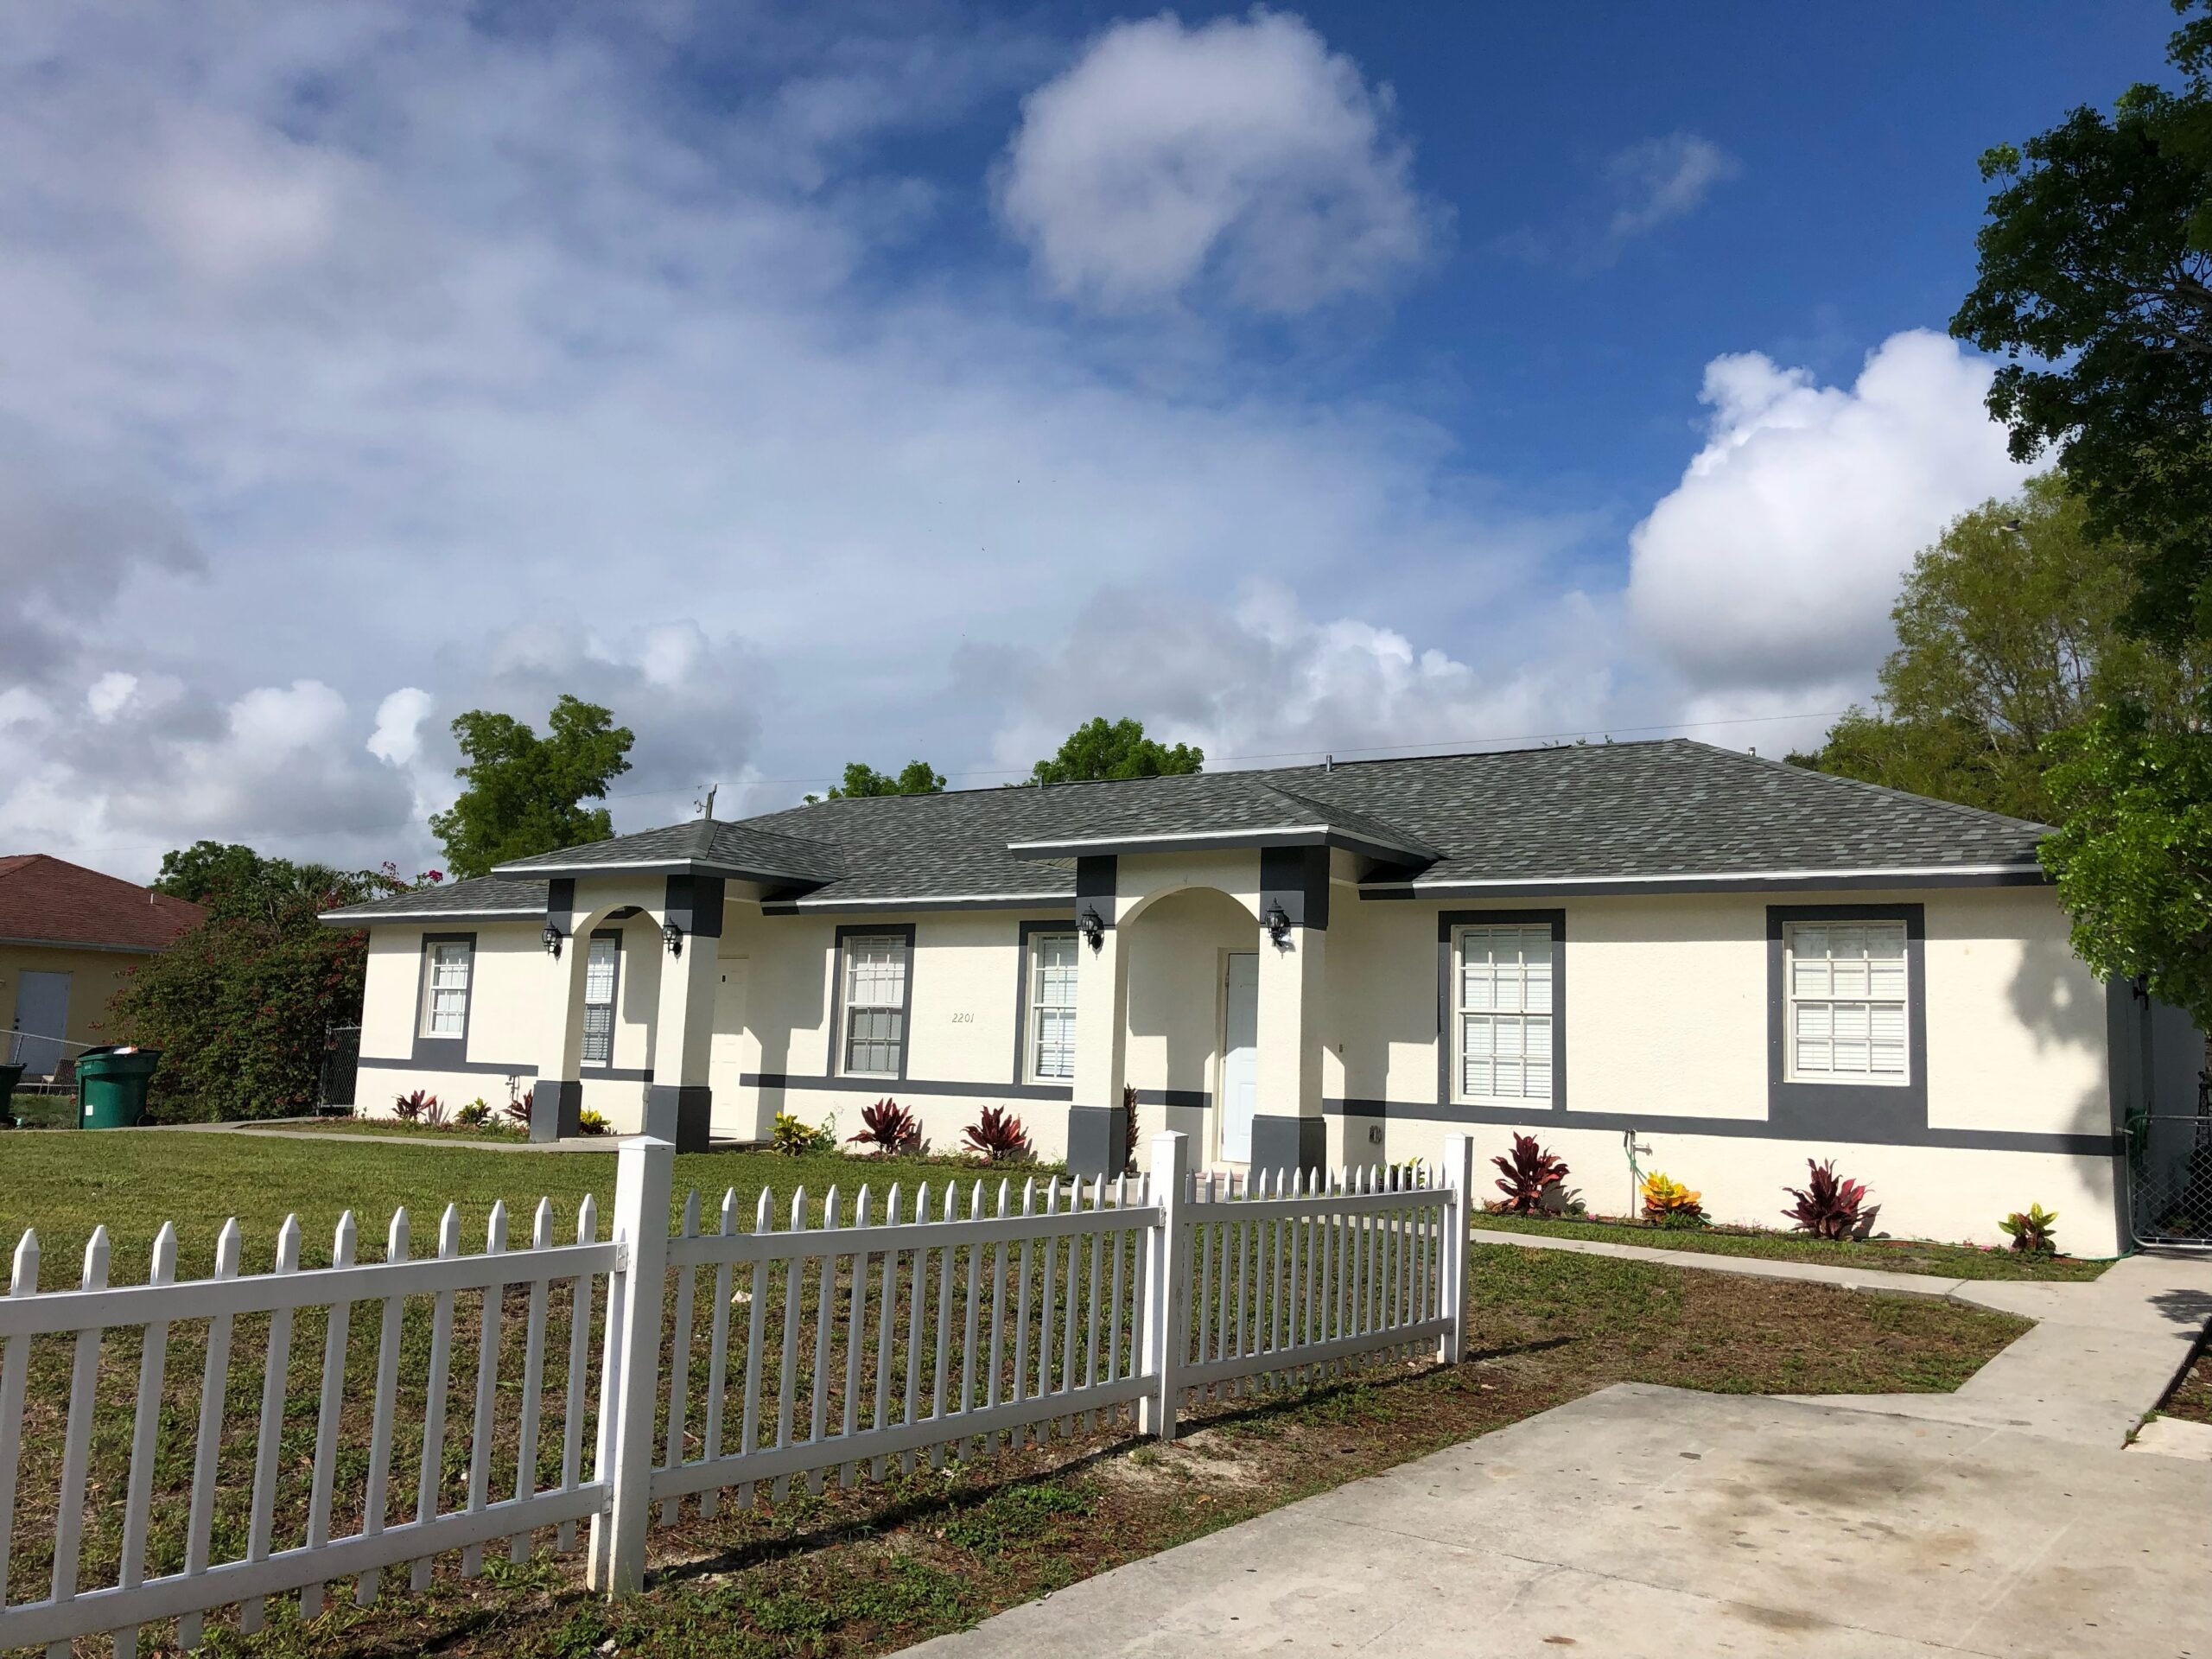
[0,855,206,951]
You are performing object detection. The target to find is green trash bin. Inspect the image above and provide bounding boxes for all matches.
[75,1046,161,1129]
[0,1062,21,1127]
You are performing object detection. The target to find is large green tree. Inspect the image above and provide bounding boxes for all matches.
[1952,0,2212,645]
[806,760,945,804]
[1789,477,2196,821]
[428,695,634,879]
[113,849,407,1122]
[1028,716,1203,785]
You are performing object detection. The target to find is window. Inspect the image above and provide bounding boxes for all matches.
[422,940,471,1038]
[1453,925,1553,1102]
[842,934,908,1076]
[1027,931,1078,1082]
[1785,921,1908,1084]
[582,936,619,1066]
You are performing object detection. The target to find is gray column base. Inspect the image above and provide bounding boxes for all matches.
[1250,1113,1325,1179]
[1066,1103,1129,1178]
[531,1079,582,1143]
[644,1084,713,1154]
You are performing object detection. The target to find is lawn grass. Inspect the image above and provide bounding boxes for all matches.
[0,1131,2033,1659]
[1471,1209,2110,1281]
[254,1116,543,1144]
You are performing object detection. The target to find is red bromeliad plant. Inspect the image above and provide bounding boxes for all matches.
[963,1105,1032,1163]
[849,1097,923,1154]
[1491,1133,1569,1214]
[1783,1159,1872,1240]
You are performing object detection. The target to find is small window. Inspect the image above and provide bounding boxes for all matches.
[582,936,619,1066]
[1027,931,1078,1082]
[1786,921,1908,1084]
[423,940,471,1038]
[1453,924,1553,1102]
[842,934,908,1077]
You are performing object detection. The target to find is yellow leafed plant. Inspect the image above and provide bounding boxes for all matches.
[1640,1172,1706,1224]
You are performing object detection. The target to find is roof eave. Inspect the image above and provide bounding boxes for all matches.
[487,854,830,887]
[1357,863,2050,900]
[1007,826,1437,866]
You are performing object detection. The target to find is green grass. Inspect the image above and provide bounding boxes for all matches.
[1471,1209,2110,1281]
[255,1116,542,1144]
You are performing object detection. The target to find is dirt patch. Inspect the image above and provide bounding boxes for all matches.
[2159,1342,2212,1425]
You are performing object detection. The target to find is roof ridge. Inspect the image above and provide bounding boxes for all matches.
[1678,740,2051,838]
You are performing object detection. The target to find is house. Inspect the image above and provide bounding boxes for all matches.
[321,739,2203,1255]
[0,855,206,1082]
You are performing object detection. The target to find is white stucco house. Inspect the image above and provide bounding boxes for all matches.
[321,739,2202,1256]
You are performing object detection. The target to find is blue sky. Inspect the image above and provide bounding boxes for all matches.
[0,2,2177,878]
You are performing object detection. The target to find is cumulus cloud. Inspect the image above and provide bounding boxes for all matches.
[366,687,435,766]
[996,10,1433,312]
[1627,329,2031,693]
[1604,131,1738,241]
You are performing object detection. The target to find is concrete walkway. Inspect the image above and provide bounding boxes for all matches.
[901,1248,2212,1657]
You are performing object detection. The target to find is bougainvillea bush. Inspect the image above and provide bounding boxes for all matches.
[109,852,421,1122]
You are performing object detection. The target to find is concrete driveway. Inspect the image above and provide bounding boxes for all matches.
[901,1383,2211,1658]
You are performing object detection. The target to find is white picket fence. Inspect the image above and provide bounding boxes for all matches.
[0,1129,1471,1651]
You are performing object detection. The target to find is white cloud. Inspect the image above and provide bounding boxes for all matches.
[1604,131,1738,242]
[366,686,435,766]
[995,10,1433,312]
[1627,329,2031,693]
[86,671,137,722]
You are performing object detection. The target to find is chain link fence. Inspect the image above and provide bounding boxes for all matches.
[2126,1067,2212,1247]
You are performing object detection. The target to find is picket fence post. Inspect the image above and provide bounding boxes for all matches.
[589,1135,676,1599]
[1138,1130,1191,1441]
[1439,1133,1473,1365]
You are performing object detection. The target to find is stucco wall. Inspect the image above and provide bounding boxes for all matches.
[0,941,153,1079]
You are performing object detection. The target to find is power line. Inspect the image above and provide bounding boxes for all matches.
[47,706,1848,860]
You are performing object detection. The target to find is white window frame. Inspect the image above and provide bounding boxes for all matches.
[1451,922,1555,1104]
[1783,920,1910,1086]
[420,939,472,1039]
[840,932,909,1078]
[581,934,619,1067]
[1026,931,1079,1084]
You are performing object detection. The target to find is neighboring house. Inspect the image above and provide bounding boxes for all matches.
[321,740,2203,1255]
[0,855,206,1082]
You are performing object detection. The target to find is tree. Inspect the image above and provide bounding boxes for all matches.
[1952,0,2212,645]
[806,760,945,804]
[1028,716,1203,786]
[111,855,408,1122]
[2040,701,2212,1033]
[1789,476,2198,820]
[429,695,633,879]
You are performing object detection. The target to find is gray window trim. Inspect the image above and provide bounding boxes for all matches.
[831,923,915,1082]
[1014,920,1080,1086]
[413,931,476,1061]
[1436,909,1566,1112]
[581,927,624,1069]
[1766,903,1927,1138]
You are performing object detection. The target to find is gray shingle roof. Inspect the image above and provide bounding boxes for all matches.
[323,741,2049,923]
[321,874,550,924]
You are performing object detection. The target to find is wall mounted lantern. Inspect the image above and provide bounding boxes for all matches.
[663,918,684,957]
[542,922,564,958]
[1265,901,1292,946]
[1078,905,1105,952]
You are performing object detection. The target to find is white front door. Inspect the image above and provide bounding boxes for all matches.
[1220,952,1259,1163]
[709,960,750,1135]
[8,970,72,1077]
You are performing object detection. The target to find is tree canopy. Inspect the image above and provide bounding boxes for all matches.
[808,760,946,803]
[428,695,634,879]
[1028,716,1203,786]
[153,840,410,921]
[1788,476,2199,821]
[1951,0,2212,645]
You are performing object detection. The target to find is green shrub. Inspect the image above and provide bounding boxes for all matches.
[456,1098,491,1126]
[1999,1203,2059,1254]
[772,1111,836,1154]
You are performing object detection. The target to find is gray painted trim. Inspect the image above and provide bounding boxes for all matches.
[744,1071,1075,1103]
[1249,1113,1326,1174]
[664,874,727,940]
[546,877,575,932]
[1075,856,1117,933]
[1010,826,1433,864]
[580,927,623,1070]
[1436,909,1567,1113]
[829,923,916,1084]
[1320,1096,2113,1156]
[410,931,477,1071]
[644,1084,713,1153]
[761,893,1072,916]
[1066,1103,1128,1179]
[1362,867,2049,901]
[320,908,540,926]
[1136,1087,1211,1109]
[1260,845,1330,931]
[1765,904,1928,1137]
[1013,920,1079,1088]
[358,1056,653,1082]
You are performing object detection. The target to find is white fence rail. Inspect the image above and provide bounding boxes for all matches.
[0,1129,1471,1649]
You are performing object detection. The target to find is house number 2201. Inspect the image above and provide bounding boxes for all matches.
[950,1012,976,1024]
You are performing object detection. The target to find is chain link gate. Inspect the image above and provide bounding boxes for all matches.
[2126,1067,2212,1248]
